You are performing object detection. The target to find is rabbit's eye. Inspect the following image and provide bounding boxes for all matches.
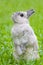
[20,13,24,17]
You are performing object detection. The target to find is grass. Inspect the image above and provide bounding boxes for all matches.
[0,0,43,65]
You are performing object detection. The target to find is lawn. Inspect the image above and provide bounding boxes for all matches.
[0,0,43,65]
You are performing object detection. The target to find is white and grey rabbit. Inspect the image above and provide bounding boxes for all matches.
[11,9,39,60]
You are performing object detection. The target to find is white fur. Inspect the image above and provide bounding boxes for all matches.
[11,11,39,60]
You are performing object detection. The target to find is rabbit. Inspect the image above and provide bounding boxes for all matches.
[11,9,39,60]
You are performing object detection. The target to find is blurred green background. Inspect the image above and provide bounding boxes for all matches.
[0,0,43,65]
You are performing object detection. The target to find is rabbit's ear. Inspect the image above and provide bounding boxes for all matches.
[27,9,35,18]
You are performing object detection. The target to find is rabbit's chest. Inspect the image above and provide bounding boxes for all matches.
[12,24,29,36]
